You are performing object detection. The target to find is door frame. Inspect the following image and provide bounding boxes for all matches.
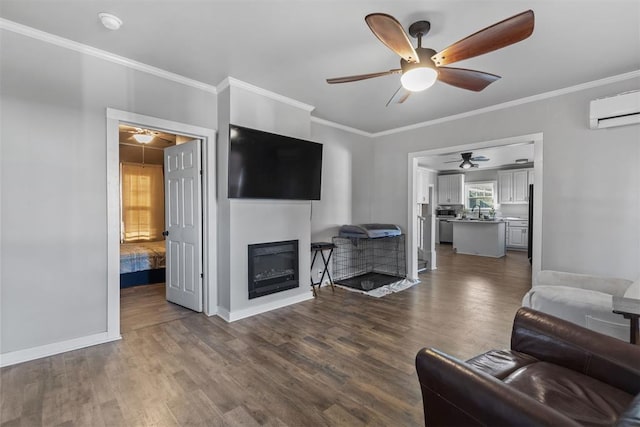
[414,169,437,271]
[407,132,544,281]
[106,108,217,341]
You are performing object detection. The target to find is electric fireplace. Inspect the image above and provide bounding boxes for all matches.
[248,240,299,299]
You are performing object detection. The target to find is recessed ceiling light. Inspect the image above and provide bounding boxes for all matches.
[515,158,528,164]
[98,13,123,31]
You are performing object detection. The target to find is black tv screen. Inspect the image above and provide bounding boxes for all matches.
[228,124,323,200]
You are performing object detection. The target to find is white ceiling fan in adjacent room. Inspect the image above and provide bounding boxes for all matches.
[119,125,176,147]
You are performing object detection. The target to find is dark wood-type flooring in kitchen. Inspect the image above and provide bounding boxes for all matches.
[0,247,531,426]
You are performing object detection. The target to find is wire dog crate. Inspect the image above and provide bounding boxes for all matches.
[332,235,406,291]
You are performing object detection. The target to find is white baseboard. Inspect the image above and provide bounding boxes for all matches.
[217,292,314,322]
[0,332,121,368]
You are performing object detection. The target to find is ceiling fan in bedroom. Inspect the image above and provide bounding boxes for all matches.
[444,152,490,169]
[121,126,174,145]
[326,10,534,105]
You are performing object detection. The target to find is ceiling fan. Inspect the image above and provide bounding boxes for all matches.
[122,127,173,144]
[326,10,534,106]
[444,152,490,169]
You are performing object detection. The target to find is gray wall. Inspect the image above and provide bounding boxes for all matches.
[309,123,373,242]
[308,122,374,279]
[0,31,217,354]
[372,78,640,280]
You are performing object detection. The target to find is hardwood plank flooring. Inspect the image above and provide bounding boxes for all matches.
[1,246,531,426]
[120,283,196,333]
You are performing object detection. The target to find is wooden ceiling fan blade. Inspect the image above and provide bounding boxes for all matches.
[431,10,534,66]
[437,67,500,91]
[386,86,411,107]
[326,69,401,84]
[365,13,419,63]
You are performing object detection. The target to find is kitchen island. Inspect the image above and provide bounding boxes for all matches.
[450,219,506,258]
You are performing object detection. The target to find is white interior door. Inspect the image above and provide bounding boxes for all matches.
[164,140,202,312]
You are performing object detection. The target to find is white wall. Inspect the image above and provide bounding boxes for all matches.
[372,78,640,280]
[463,169,499,183]
[0,31,217,354]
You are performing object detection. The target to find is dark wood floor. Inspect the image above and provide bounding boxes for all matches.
[1,247,531,426]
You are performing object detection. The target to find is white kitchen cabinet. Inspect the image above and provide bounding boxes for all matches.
[498,172,513,203]
[513,170,529,202]
[506,220,528,249]
[437,174,464,205]
[416,168,429,203]
[498,169,532,204]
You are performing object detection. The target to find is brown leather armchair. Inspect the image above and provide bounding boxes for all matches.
[416,307,640,426]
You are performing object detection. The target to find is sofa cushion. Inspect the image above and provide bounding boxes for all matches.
[467,349,538,380]
[504,362,634,427]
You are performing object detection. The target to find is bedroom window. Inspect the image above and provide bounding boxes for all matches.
[120,163,165,242]
[464,181,496,211]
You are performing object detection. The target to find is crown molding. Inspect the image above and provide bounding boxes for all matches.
[372,70,640,138]
[310,116,373,137]
[0,18,217,94]
[217,77,315,112]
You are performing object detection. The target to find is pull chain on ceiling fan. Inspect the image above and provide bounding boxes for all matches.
[326,10,535,106]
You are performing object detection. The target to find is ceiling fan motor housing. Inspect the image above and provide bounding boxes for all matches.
[401,47,438,74]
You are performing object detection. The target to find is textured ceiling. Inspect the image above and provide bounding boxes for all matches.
[1,1,639,133]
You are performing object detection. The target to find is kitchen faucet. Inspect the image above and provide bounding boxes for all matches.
[472,205,481,218]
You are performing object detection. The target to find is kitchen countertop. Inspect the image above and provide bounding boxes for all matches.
[448,218,504,224]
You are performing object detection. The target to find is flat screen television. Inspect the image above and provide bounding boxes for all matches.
[228,124,323,200]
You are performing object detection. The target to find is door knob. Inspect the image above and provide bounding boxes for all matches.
[162,230,169,237]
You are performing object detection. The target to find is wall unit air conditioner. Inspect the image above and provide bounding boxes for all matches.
[589,90,640,129]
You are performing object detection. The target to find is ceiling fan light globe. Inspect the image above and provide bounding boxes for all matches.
[460,160,473,169]
[133,134,154,144]
[401,67,437,92]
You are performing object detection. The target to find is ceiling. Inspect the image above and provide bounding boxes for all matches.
[1,1,639,133]
[418,142,534,172]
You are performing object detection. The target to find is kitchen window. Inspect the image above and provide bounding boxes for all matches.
[465,181,496,211]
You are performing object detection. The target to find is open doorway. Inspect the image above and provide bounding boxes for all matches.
[106,109,217,341]
[118,125,201,332]
[407,133,543,281]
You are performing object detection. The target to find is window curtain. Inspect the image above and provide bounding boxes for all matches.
[120,163,165,242]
